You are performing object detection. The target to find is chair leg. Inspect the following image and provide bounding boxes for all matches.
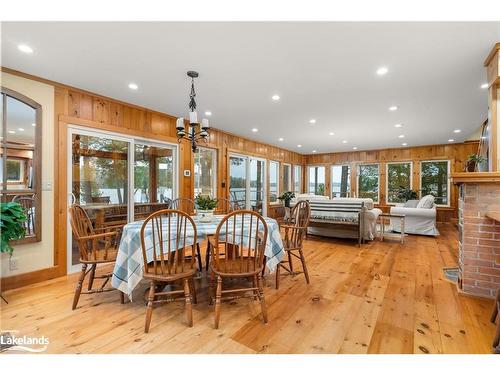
[72,263,88,310]
[184,279,193,327]
[214,276,222,329]
[288,251,294,274]
[298,249,310,284]
[257,274,268,323]
[190,277,198,305]
[208,271,215,305]
[144,281,155,333]
[491,291,499,323]
[196,243,203,273]
[205,241,211,271]
[87,264,96,291]
[252,275,258,300]
[493,320,500,349]
[275,263,281,290]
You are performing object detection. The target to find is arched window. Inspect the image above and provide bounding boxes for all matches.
[1,87,42,243]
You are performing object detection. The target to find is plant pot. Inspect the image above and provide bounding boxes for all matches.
[284,199,291,208]
[466,161,476,172]
[197,209,215,222]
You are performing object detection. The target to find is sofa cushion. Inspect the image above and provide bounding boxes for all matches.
[416,195,435,209]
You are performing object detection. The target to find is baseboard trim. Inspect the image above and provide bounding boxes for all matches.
[0,266,64,292]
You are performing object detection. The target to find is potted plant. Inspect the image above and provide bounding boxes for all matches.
[195,194,218,222]
[278,191,295,208]
[1,202,27,254]
[396,187,418,202]
[1,201,28,304]
[466,154,486,172]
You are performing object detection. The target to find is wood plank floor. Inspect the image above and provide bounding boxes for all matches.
[0,223,496,354]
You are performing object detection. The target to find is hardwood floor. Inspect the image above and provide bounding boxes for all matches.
[0,223,496,354]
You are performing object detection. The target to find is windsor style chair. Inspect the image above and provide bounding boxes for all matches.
[275,200,311,289]
[69,204,125,310]
[208,210,268,329]
[140,209,198,332]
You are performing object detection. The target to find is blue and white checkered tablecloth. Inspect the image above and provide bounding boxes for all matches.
[111,215,284,297]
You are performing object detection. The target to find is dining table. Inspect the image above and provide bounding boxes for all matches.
[111,214,285,298]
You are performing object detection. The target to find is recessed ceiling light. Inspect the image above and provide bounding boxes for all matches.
[448,139,455,142]
[309,119,316,124]
[389,106,398,111]
[342,140,348,144]
[128,83,138,90]
[8,130,15,134]
[18,128,25,132]
[204,111,212,116]
[329,132,335,136]
[352,147,358,150]
[272,94,280,101]
[278,137,284,142]
[402,142,408,146]
[480,83,488,89]
[251,128,258,133]
[398,135,405,138]
[312,150,317,153]
[297,144,302,148]
[18,44,33,54]
[394,123,403,128]
[32,123,36,127]
[376,67,388,76]
[453,129,461,133]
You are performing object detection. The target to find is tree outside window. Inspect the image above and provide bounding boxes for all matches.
[387,162,412,204]
[358,164,379,203]
[420,160,449,205]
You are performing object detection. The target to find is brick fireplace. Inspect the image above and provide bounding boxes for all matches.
[454,173,500,299]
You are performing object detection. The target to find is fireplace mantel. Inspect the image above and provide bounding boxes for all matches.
[451,172,500,184]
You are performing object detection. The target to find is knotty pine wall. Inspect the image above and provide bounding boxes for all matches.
[305,142,480,222]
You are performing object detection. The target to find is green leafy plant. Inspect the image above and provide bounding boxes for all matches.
[466,154,486,172]
[396,187,418,201]
[1,202,28,254]
[195,195,218,210]
[278,191,295,202]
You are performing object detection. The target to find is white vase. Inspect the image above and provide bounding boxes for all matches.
[197,209,215,222]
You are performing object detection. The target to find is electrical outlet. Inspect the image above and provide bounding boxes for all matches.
[9,257,19,271]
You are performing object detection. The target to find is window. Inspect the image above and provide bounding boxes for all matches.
[293,165,302,194]
[308,166,326,195]
[282,163,291,192]
[1,88,42,242]
[420,160,450,205]
[269,161,279,203]
[386,162,412,204]
[194,147,217,198]
[331,165,351,198]
[357,164,379,203]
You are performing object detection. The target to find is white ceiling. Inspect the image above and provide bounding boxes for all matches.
[2,22,500,154]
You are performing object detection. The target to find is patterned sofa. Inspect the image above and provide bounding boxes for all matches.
[291,194,382,241]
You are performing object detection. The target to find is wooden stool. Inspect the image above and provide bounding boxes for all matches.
[491,289,500,353]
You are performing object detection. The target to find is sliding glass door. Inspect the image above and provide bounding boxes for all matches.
[68,126,177,273]
[229,153,266,215]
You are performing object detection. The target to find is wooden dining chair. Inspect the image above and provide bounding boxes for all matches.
[171,198,196,214]
[140,209,198,332]
[275,200,311,289]
[12,194,36,236]
[216,197,235,214]
[208,210,268,329]
[204,197,237,271]
[69,204,125,310]
[170,197,202,271]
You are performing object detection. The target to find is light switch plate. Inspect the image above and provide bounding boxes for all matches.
[183,170,191,177]
[42,181,53,191]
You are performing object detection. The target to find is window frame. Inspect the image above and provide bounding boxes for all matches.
[356,163,380,204]
[268,160,280,205]
[307,165,326,196]
[419,159,451,207]
[193,145,218,199]
[330,164,351,198]
[1,86,42,244]
[293,164,302,194]
[385,161,413,205]
[282,163,292,193]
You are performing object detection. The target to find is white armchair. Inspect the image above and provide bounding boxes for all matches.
[389,197,439,236]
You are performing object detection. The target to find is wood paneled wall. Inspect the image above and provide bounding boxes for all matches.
[305,142,480,222]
